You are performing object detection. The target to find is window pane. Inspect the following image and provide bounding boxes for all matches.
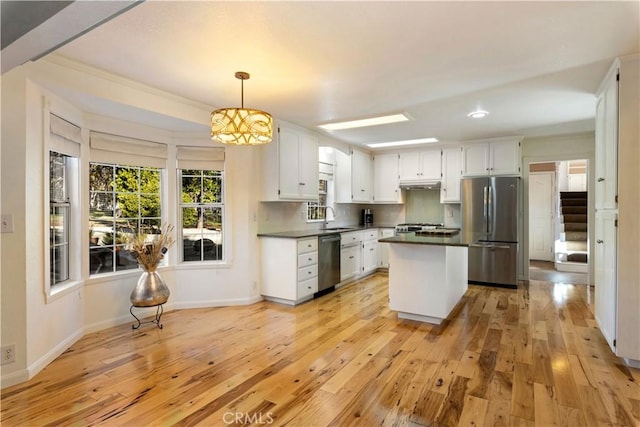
[90,246,113,274]
[181,176,201,204]
[181,169,200,176]
[141,218,161,235]
[140,194,160,218]
[50,152,66,202]
[89,164,114,191]
[90,192,114,219]
[115,166,139,192]
[116,193,139,219]
[50,206,68,246]
[140,169,160,193]
[202,176,222,203]
[115,247,138,272]
[50,244,69,284]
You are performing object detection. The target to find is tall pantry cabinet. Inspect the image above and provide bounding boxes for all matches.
[594,55,640,366]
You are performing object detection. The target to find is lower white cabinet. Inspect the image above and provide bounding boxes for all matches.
[340,244,361,281]
[340,229,381,282]
[378,228,395,268]
[260,237,318,305]
[594,210,617,351]
[340,231,363,281]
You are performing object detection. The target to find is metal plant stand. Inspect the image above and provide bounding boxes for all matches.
[130,303,165,329]
[129,269,170,330]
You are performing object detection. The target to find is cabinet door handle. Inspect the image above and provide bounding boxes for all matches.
[597,177,605,182]
[349,256,354,259]
[597,239,604,244]
[308,271,312,275]
[308,257,312,261]
[299,182,306,186]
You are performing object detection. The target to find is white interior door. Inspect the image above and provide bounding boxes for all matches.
[529,171,555,261]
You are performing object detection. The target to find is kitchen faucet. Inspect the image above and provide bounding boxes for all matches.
[322,206,337,230]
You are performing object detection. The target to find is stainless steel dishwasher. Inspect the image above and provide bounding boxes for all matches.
[317,234,341,296]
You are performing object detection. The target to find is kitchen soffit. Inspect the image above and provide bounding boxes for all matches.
[40,1,640,146]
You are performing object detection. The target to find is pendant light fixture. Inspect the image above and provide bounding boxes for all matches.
[211,71,273,145]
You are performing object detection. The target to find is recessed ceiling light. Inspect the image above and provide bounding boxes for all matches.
[468,110,489,119]
[367,137,438,149]
[318,113,410,131]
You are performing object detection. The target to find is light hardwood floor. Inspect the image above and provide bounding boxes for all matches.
[2,274,639,426]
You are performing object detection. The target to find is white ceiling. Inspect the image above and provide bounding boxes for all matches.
[50,1,639,148]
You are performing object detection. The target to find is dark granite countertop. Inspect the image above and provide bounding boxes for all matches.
[379,231,479,247]
[257,224,396,239]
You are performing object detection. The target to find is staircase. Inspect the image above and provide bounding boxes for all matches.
[555,191,588,272]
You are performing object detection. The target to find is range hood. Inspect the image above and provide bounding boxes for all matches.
[399,180,441,190]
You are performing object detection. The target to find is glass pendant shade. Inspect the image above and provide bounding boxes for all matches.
[211,71,273,145]
[211,107,273,145]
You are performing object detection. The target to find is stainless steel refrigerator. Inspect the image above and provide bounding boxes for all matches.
[461,176,519,288]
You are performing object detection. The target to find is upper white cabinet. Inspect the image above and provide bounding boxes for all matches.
[595,63,618,211]
[462,139,521,177]
[440,147,462,203]
[372,153,401,203]
[261,123,319,201]
[351,148,372,202]
[399,149,442,183]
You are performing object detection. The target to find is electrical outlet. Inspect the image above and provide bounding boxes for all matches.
[1,344,16,365]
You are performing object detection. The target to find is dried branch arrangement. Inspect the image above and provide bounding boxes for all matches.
[128,224,175,271]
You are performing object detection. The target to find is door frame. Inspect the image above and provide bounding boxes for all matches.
[521,151,593,284]
[528,170,556,262]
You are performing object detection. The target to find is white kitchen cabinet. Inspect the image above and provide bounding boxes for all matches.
[260,236,318,305]
[462,139,521,177]
[440,147,462,203]
[378,228,395,268]
[372,153,401,203]
[399,149,442,183]
[363,241,378,273]
[340,244,361,281]
[595,64,618,211]
[594,210,617,351]
[260,123,319,201]
[351,148,372,202]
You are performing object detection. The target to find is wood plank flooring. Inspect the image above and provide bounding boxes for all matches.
[2,274,639,426]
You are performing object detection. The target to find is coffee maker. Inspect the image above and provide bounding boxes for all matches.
[361,209,374,226]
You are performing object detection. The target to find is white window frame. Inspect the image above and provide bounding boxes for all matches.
[88,162,163,276]
[45,111,83,302]
[178,169,226,263]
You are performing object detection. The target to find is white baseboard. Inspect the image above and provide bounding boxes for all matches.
[171,295,263,310]
[555,261,588,273]
[1,368,30,389]
[624,358,640,368]
[1,328,84,389]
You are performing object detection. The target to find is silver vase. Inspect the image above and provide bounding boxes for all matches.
[130,269,170,307]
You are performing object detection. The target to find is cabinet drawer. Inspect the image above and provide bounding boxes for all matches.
[297,277,318,299]
[297,264,318,281]
[341,231,363,246]
[297,238,318,254]
[363,229,378,241]
[297,252,318,268]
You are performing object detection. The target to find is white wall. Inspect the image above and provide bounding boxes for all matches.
[0,69,29,385]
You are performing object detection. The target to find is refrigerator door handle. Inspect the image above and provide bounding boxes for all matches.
[469,242,512,250]
[487,185,492,234]
[483,186,488,233]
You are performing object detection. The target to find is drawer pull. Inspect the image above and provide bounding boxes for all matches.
[308,257,312,261]
[349,256,354,259]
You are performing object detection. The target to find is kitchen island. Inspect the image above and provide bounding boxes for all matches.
[378,232,472,324]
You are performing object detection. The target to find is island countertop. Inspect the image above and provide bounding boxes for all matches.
[257,224,397,239]
[379,231,478,247]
